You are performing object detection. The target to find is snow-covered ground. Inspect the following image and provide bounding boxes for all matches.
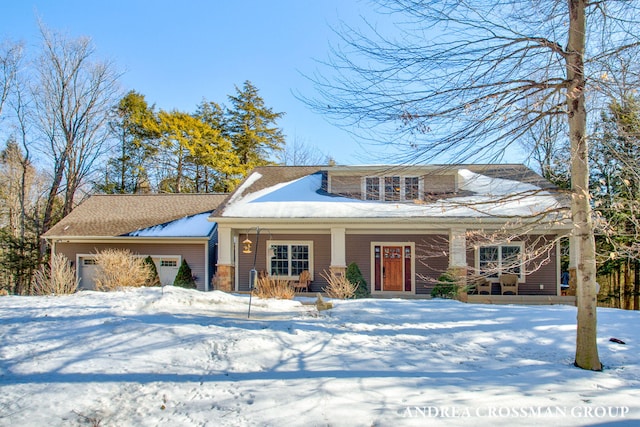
[0,287,638,427]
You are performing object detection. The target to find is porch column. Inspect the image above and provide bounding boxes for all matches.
[449,228,467,269]
[215,226,235,292]
[449,228,468,300]
[330,227,347,275]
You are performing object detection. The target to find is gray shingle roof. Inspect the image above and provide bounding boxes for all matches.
[44,193,227,238]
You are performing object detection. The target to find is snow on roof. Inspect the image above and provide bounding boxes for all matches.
[221,169,565,219]
[457,168,541,194]
[127,212,216,237]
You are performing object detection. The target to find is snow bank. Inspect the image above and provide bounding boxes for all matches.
[1,288,638,426]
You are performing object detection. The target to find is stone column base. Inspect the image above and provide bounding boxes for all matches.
[449,266,469,302]
[214,264,235,292]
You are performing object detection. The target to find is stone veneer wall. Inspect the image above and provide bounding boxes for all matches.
[215,264,235,292]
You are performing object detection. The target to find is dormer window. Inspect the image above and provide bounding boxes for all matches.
[385,177,401,201]
[363,176,423,201]
[365,177,380,200]
[405,177,420,200]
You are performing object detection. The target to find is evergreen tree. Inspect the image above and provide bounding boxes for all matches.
[173,259,196,289]
[226,81,285,172]
[156,109,241,193]
[346,262,369,299]
[99,91,159,194]
[196,100,228,138]
[143,256,160,287]
[591,95,640,310]
[0,140,44,294]
[156,110,201,193]
[195,100,243,191]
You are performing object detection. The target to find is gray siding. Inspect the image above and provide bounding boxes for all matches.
[56,241,209,291]
[345,233,449,295]
[422,174,457,196]
[329,175,362,198]
[237,233,331,292]
[465,234,558,295]
[328,173,457,201]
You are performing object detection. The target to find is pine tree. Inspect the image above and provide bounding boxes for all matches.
[99,91,159,194]
[346,262,369,299]
[143,256,160,287]
[173,259,196,289]
[592,95,640,310]
[195,100,243,191]
[227,81,285,173]
[0,140,43,294]
[156,110,241,193]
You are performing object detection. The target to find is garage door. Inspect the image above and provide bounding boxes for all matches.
[78,257,98,290]
[77,255,181,289]
[154,257,181,286]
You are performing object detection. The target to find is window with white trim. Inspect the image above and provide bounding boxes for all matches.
[405,177,420,200]
[384,176,401,201]
[477,244,523,279]
[160,260,178,267]
[363,176,422,201]
[267,241,313,278]
[365,177,380,200]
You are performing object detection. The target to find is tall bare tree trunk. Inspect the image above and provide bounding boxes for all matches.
[568,0,602,371]
[635,260,639,311]
[624,261,631,310]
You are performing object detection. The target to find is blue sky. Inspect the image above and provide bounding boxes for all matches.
[1,0,384,164]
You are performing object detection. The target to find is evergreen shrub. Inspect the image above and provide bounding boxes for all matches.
[346,262,369,298]
[430,270,460,299]
[143,256,161,286]
[173,259,197,289]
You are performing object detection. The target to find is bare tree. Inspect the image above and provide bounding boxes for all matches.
[32,24,121,234]
[307,1,640,370]
[277,136,332,166]
[0,40,22,118]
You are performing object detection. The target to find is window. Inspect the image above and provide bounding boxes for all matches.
[365,177,380,200]
[478,244,523,279]
[405,177,420,200]
[83,258,97,265]
[268,241,313,278]
[385,176,401,201]
[363,176,422,201]
[160,260,177,267]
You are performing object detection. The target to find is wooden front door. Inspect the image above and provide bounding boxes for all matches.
[383,246,403,291]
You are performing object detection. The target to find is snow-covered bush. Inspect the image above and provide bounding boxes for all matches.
[254,275,295,299]
[321,269,356,299]
[32,253,78,295]
[93,249,152,291]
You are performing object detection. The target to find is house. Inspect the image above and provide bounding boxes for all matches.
[211,164,572,298]
[43,193,227,291]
